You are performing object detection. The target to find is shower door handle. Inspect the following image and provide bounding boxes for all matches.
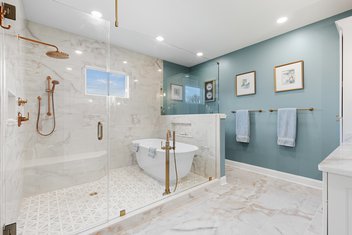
[97,122,103,140]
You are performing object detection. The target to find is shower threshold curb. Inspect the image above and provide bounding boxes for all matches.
[83,179,221,234]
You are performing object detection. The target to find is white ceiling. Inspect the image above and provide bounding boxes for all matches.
[23,0,352,67]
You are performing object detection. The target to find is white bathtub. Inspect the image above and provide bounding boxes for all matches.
[132,139,198,183]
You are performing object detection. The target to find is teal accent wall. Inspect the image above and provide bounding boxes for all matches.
[163,61,190,79]
[162,62,190,114]
[190,10,352,180]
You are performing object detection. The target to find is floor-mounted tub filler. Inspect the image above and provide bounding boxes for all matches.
[133,138,198,184]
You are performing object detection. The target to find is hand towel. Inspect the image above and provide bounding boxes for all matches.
[148,147,157,158]
[277,108,297,147]
[236,110,250,143]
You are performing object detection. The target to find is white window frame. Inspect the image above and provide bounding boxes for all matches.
[84,65,129,98]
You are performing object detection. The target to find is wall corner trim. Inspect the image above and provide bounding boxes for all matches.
[220,176,227,185]
[225,159,322,189]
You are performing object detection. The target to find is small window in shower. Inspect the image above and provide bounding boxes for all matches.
[85,66,129,98]
[185,86,201,104]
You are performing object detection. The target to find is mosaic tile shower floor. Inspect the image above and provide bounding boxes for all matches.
[17,166,208,235]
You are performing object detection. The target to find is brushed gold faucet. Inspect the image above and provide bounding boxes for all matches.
[161,130,175,195]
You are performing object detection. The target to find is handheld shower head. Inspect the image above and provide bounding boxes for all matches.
[51,80,59,93]
[46,50,69,59]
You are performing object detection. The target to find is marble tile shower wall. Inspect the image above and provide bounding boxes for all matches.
[2,10,217,229]
[21,21,163,196]
[2,0,27,225]
[159,114,218,179]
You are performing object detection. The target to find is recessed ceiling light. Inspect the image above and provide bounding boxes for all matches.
[123,61,128,64]
[75,50,83,55]
[91,11,102,19]
[156,36,164,42]
[277,17,288,24]
[66,67,73,71]
[134,79,139,82]
[158,69,162,72]
[196,52,203,57]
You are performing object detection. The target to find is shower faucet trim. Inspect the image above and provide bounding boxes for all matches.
[36,76,59,136]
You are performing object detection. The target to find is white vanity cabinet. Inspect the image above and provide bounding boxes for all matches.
[319,142,352,235]
[326,173,352,234]
[318,16,352,235]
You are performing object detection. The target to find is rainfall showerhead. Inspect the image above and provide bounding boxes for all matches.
[17,35,70,59]
[46,50,69,59]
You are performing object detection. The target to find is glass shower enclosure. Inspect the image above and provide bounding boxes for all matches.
[162,61,220,115]
[0,1,216,234]
[0,2,111,234]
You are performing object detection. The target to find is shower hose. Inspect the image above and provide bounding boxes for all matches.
[173,148,179,192]
[36,92,56,136]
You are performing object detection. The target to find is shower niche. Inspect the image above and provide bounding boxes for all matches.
[172,121,193,138]
[6,89,17,126]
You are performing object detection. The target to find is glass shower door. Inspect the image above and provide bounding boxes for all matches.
[0,11,6,232]
[1,2,111,234]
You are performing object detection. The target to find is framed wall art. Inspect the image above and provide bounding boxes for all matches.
[274,60,304,92]
[205,80,216,102]
[236,71,256,96]
[170,84,183,101]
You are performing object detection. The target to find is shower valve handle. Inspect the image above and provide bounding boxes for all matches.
[18,112,29,127]
[18,97,28,106]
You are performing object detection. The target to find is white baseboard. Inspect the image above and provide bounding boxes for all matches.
[225,159,322,190]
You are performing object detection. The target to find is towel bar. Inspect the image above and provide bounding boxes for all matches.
[269,107,314,112]
[231,109,263,113]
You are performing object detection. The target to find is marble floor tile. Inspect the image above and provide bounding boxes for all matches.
[303,206,323,235]
[120,165,322,235]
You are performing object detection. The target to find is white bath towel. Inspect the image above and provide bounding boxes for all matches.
[148,147,157,158]
[277,108,297,147]
[236,110,250,143]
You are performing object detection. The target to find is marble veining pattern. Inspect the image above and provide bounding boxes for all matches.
[159,115,219,178]
[113,165,322,235]
[318,140,352,177]
[17,165,207,235]
[21,20,163,196]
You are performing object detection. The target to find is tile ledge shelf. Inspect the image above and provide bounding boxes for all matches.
[23,150,107,168]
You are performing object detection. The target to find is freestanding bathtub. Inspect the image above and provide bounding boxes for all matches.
[132,139,198,183]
